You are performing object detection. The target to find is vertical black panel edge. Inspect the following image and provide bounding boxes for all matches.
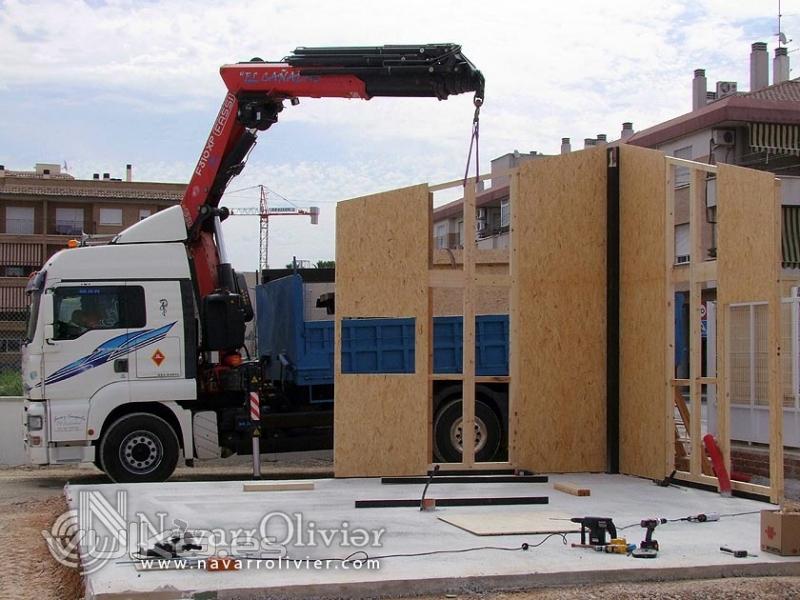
[180,278,198,379]
[607,147,620,474]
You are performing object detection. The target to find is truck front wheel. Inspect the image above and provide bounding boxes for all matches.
[433,398,502,463]
[99,413,180,483]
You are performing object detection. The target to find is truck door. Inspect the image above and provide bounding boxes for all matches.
[42,283,145,441]
[130,280,185,386]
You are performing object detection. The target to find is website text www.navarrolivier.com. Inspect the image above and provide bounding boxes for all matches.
[139,556,381,571]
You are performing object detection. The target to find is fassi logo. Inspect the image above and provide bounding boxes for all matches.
[195,93,236,178]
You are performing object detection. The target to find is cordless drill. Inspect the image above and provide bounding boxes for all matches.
[640,518,667,551]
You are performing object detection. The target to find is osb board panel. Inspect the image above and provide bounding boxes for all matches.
[717,164,780,304]
[335,374,429,476]
[335,184,430,317]
[432,286,509,315]
[334,184,430,477]
[438,511,579,535]
[511,148,607,472]
[619,145,668,480]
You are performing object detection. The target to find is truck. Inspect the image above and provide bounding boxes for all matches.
[256,270,510,464]
[21,45,485,482]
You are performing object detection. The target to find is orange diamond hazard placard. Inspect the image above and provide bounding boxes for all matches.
[151,349,165,367]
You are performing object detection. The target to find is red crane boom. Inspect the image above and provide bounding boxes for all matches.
[180,44,484,354]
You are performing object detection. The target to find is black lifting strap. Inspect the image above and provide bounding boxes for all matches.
[462,94,483,188]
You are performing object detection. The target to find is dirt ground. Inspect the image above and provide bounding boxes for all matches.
[1,452,799,600]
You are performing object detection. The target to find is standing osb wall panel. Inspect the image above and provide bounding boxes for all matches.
[618,145,668,479]
[511,148,607,472]
[432,286,509,315]
[334,184,430,477]
[717,165,781,303]
[717,165,783,501]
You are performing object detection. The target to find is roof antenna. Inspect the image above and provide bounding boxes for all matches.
[777,0,793,47]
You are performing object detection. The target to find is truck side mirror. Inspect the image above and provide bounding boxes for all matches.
[41,292,54,326]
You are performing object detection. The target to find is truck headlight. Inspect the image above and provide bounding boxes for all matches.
[28,415,43,431]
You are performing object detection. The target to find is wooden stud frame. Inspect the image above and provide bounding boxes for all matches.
[428,176,512,471]
[664,157,784,503]
[333,148,784,490]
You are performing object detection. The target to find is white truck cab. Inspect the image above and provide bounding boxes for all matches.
[22,207,201,481]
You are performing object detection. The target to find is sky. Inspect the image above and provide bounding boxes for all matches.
[0,0,795,271]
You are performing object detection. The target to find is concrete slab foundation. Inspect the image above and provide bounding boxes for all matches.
[67,473,800,599]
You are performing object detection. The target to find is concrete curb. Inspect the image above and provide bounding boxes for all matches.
[88,562,800,599]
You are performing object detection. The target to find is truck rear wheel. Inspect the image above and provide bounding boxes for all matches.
[433,398,502,463]
[99,413,179,483]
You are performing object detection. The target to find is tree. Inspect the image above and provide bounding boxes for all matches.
[315,260,335,269]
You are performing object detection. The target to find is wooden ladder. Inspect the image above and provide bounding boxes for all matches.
[673,386,714,476]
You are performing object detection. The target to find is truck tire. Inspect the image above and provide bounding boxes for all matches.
[99,413,179,483]
[433,398,502,463]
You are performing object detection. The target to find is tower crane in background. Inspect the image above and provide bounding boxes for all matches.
[227,184,320,275]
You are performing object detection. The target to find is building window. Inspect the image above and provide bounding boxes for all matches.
[52,285,146,340]
[457,220,464,247]
[500,200,510,228]
[139,209,151,221]
[434,222,448,249]
[55,208,84,235]
[674,146,692,187]
[5,206,35,234]
[99,208,123,226]
[675,223,690,263]
[3,266,26,277]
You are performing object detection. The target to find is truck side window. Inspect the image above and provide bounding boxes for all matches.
[53,286,146,340]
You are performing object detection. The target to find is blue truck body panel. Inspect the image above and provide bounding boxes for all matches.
[256,275,509,388]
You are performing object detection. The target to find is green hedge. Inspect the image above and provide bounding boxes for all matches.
[0,371,23,396]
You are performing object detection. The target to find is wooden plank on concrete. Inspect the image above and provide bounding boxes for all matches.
[243,481,315,492]
[511,148,607,473]
[553,482,591,496]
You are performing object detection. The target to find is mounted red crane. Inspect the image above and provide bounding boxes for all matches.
[180,44,484,357]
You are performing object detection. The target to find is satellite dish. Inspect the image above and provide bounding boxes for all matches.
[779,31,790,45]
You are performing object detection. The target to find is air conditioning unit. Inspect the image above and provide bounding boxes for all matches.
[476,220,487,231]
[716,81,738,97]
[712,128,736,146]
[675,254,691,265]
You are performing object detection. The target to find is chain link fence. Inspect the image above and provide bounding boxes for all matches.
[0,281,27,395]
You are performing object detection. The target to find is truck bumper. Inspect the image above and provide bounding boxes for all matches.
[23,400,95,465]
[23,400,48,464]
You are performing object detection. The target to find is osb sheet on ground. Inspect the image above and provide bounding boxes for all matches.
[438,511,580,536]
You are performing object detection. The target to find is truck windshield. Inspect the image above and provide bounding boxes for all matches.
[24,271,46,343]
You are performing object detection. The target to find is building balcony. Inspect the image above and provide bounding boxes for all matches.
[0,276,30,313]
[51,220,84,236]
[434,232,462,250]
[3,218,36,235]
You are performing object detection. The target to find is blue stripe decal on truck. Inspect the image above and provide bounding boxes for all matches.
[39,322,176,386]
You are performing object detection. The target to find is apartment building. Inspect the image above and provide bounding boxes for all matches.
[432,151,543,250]
[440,42,800,266]
[627,42,800,268]
[0,163,184,369]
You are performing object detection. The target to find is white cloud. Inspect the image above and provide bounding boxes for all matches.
[0,0,791,268]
